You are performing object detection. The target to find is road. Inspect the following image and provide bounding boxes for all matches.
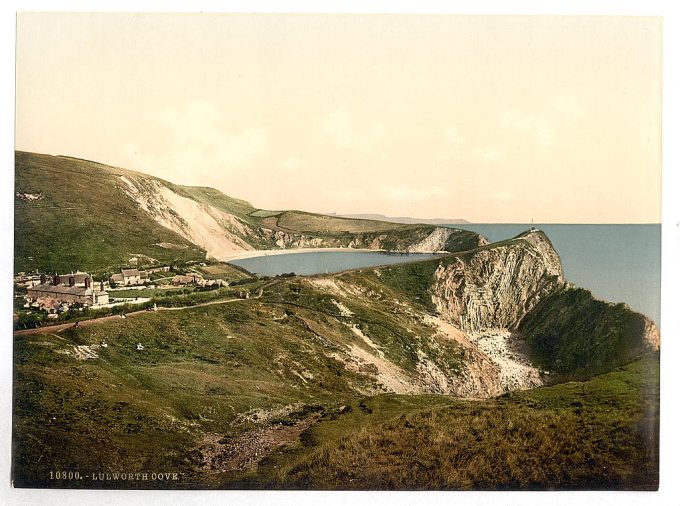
[13,283,274,336]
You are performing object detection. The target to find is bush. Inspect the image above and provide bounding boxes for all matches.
[14,312,43,330]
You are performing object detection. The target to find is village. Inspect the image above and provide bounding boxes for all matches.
[13,263,233,328]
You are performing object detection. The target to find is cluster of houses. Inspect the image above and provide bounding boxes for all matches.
[19,266,227,314]
[26,272,109,312]
[170,273,225,288]
[109,268,150,286]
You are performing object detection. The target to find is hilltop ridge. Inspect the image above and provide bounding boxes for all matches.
[330,212,470,225]
[14,151,485,274]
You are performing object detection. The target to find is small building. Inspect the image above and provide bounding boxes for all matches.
[110,268,149,286]
[109,273,125,285]
[147,266,171,273]
[171,274,204,286]
[27,273,109,307]
[64,271,91,286]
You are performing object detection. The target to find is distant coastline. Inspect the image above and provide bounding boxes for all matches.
[329,213,470,225]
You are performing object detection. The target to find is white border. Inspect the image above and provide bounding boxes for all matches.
[2,2,678,506]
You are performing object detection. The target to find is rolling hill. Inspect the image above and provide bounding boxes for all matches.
[12,221,659,489]
[14,151,485,275]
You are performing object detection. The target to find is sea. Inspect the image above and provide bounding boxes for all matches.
[449,224,661,325]
[230,251,439,278]
[229,224,661,324]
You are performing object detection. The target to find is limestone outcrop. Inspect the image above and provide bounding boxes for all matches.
[431,230,564,333]
[119,171,486,260]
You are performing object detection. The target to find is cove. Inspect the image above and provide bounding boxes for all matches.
[228,250,440,277]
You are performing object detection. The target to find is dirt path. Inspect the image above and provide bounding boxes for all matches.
[199,415,319,473]
[13,281,280,337]
[13,311,151,336]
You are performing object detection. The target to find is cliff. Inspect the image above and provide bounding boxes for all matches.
[430,230,564,332]
[14,151,485,273]
[423,230,658,383]
[360,229,658,393]
[518,285,660,378]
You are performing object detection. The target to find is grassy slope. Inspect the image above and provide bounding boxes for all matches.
[15,151,483,274]
[14,152,205,274]
[12,265,660,490]
[12,277,461,488]
[263,210,486,253]
[519,286,654,379]
[274,210,417,234]
[236,353,658,490]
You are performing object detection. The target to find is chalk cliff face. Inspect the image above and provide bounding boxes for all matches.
[418,229,658,386]
[309,232,566,399]
[430,230,564,333]
[260,226,486,254]
[117,173,485,260]
[118,175,255,259]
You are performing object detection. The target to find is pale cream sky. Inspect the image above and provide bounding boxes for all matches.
[15,13,661,223]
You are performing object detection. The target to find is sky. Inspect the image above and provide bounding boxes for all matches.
[15,13,661,223]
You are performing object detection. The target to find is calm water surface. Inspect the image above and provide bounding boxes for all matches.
[230,251,439,277]
[229,224,661,324]
[449,224,661,324]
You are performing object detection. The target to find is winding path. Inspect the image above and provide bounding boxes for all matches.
[13,281,278,337]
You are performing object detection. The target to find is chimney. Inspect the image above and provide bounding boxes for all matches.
[85,277,91,289]
[53,273,59,285]
[40,273,46,284]
[69,276,75,287]
[100,280,105,292]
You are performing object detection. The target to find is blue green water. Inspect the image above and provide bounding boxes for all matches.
[229,225,661,324]
[449,224,661,324]
[230,251,439,277]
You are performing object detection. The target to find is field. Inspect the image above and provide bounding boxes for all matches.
[272,211,417,234]
[237,354,659,490]
[12,268,659,489]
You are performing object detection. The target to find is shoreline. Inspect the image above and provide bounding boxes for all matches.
[219,247,444,262]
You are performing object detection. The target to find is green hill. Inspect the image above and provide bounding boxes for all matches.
[14,152,206,274]
[241,353,659,490]
[12,151,659,490]
[14,151,485,275]
[519,285,659,380]
[12,233,659,489]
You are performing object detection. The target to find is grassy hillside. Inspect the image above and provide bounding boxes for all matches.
[14,151,484,274]
[238,354,658,490]
[519,286,656,380]
[12,259,659,489]
[14,152,206,274]
[12,275,468,488]
[272,210,417,234]
[13,290,658,490]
